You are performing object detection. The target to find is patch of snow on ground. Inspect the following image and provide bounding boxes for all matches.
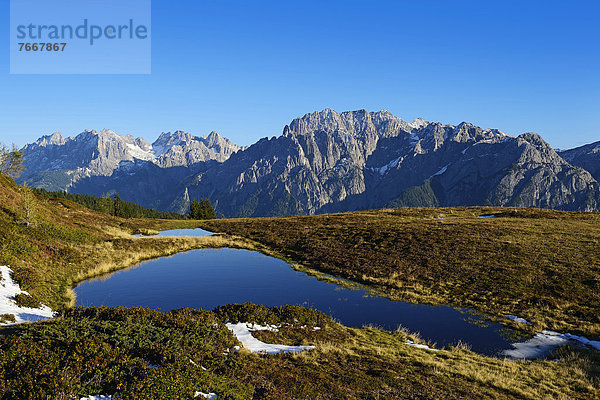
[0,266,55,325]
[557,331,600,351]
[478,215,496,218]
[505,315,532,325]
[80,396,111,400]
[502,331,570,359]
[503,330,600,359]
[194,392,218,399]
[226,322,315,354]
[405,340,439,352]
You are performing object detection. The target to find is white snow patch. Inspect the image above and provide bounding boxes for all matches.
[126,143,156,161]
[300,325,321,331]
[503,330,600,360]
[428,164,449,179]
[194,392,218,399]
[0,266,55,325]
[80,396,111,400]
[478,214,496,219]
[376,156,402,175]
[505,315,532,325]
[405,340,439,352]
[556,331,600,351]
[226,322,315,354]
[409,118,428,129]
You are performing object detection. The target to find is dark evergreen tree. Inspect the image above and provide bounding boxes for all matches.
[189,198,216,220]
[201,198,217,219]
[113,194,123,217]
[189,199,202,219]
[32,188,186,219]
[98,193,113,215]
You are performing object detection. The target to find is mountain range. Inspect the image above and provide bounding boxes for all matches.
[17,109,600,216]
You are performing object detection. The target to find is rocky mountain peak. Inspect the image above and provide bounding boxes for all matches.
[516,132,561,161]
[286,109,410,139]
[205,131,228,147]
[558,140,600,182]
[151,130,242,167]
[32,132,66,147]
[409,118,429,129]
[19,127,242,189]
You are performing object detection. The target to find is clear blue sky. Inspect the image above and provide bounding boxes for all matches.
[0,0,598,149]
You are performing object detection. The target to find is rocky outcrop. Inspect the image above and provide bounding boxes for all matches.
[152,130,242,167]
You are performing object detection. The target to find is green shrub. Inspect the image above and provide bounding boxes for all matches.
[13,293,41,309]
[213,303,331,328]
[0,307,253,399]
[0,314,15,323]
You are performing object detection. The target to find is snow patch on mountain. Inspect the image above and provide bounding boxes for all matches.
[376,156,402,175]
[125,142,156,161]
[194,392,218,399]
[409,118,429,129]
[429,164,450,179]
[502,315,600,359]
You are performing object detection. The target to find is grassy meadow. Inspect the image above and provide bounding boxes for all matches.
[0,174,599,399]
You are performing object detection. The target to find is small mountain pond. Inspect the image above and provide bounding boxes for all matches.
[75,237,526,357]
[135,228,213,237]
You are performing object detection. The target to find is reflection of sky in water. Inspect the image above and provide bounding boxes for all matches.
[75,248,517,356]
[136,228,213,237]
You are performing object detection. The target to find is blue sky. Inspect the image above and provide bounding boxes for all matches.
[0,0,598,149]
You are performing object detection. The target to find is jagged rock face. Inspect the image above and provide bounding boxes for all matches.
[152,130,242,167]
[559,141,600,182]
[186,109,599,216]
[431,133,600,211]
[18,109,600,215]
[18,129,241,191]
